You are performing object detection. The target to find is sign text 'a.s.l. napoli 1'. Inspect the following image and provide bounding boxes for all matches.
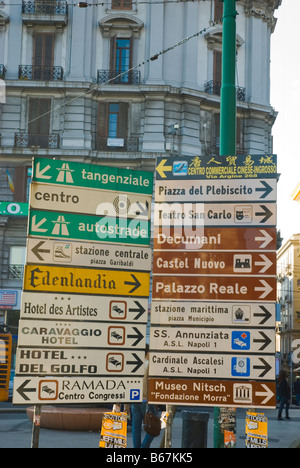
[13,158,153,406]
[149,154,278,409]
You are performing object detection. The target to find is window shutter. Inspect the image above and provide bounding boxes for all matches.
[28,98,51,135]
[213,50,222,83]
[13,167,27,203]
[118,102,128,138]
[98,102,108,137]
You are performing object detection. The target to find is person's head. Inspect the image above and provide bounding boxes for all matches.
[145,343,150,359]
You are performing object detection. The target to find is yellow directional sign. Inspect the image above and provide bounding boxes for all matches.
[24,264,150,297]
[156,159,173,179]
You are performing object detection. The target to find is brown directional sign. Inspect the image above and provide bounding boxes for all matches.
[153,226,277,251]
[153,251,276,276]
[152,275,276,302]
[148,378,276,409]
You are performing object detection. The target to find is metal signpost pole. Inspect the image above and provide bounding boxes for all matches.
[214,0,237,449]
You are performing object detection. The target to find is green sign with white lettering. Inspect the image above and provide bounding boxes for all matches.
[28,210,151,246]
[32,158,153,195]
[0,202,29,217]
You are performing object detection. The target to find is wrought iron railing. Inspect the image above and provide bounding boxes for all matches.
[0,65,6,80]
[8,265,24,280]
[19,65,63,81]
[22,0,68,15]
[204,80,246,101]
[96,137,139,152]
[97,69,141,85]
[15,133,60,149]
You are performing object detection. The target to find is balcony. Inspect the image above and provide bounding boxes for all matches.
[22,0,68,26]
[19,65,63,81]
[97,69,141,85]
[95,137,139,152]
[15,133,60,149]
[0,65,6,80]
[204,80,246,101]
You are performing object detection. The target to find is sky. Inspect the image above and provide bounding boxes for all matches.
[271,0,300,244]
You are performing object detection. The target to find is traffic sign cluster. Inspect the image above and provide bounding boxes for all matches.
[13,158,153,405]
[149,154,278,408]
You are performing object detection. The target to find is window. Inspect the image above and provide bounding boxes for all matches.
[33,33,55,79]
[9,246,26,280]
[214,0,223,22]
[108,104,120,138]
[110,37,132,83]
[28,98,51,147]
[112,0,132,10]
[97,102,130,150]
[14,167,32,203]
[98,102,128,140]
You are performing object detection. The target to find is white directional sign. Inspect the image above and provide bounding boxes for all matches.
[155,179,277,202]
[18,320,146,349]
[21,292,149,323]
[149,353,275,381]
[26,238,152,272]
[151,302,276,328]
[150,327,275,354]
[13,376,143,405]
[154,203,276,227]
[15,348,145,376]
[30,183,152,221]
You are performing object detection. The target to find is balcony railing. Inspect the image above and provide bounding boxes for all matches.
[8,265,24,280]
[97,69,141,85]
[204,80,246,101]
[22,0,68,15]
[96,137,139,152]
[19,65,63,81]
[0,65,6,80]
[15,133,60,149]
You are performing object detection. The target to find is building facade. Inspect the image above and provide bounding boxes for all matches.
[0,0,281,336]
[277,235,300,372]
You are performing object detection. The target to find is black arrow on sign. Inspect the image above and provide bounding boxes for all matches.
[125,274,142,294]
[31,241,51,262]
[16,379,36,401]
[129,301,147,320]
[255,181,274,199]
[255,205,273,224]
[253,358,272,378]
[127,327,144,347]
[126,353,144,373]
[253,332,272,351]
[254,306,272,325]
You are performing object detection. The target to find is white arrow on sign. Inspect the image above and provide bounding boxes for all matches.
[35,162,52,180]
[254,254,274,274]
[31,215,48,233]
[255,383,275,405]
[255,229,274,249]
[254,279,274,299]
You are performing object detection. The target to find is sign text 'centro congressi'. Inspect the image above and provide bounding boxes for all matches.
[13,158,153,406]
[149,154,277,409]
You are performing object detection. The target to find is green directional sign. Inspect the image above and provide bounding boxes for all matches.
[32,157,153,195]
[28,210,151,246]
[0,202,29,217]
